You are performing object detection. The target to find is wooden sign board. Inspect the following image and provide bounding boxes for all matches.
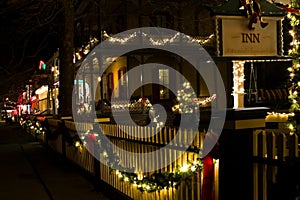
[216,16,283,57]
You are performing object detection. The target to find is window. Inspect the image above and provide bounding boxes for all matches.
[118,68,126,86]
[107,73,113,99]
[159,69,169,99]
[151,12,173,28]
[118,68,127,98]
[156,14,167,28]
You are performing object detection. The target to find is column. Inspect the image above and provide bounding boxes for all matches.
[232,61,245,109]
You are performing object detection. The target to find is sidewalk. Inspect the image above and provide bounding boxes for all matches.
[0,122,126,200]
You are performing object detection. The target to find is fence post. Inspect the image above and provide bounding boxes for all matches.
[266,131,276,160]
[277,133,285,161]
[288,134,298,159]
[60,119,66,158]
[258,131,266,159]
[93,122,101,184]
[253,130,260,157]
[219,107,269,199]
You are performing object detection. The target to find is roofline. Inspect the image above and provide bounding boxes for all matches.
[208,0,286,17]
[212,55,293,62]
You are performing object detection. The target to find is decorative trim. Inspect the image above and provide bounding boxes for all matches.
[277,19,284,56]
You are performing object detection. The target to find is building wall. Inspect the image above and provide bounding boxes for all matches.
[73,0,290,108]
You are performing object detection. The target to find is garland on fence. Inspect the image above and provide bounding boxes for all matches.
[19,117,47,135]
[71,129,204,193]
[286,1,300,134]
[19,119,205,193]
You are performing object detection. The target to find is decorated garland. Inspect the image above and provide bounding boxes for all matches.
[285,1,300,133]
[70,129,204,192]
[20,117,47,135]
[19,116,214,193]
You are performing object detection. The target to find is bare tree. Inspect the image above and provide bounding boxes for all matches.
[58,0,74,116]
[0,0,62,96]
[0,0,75,117]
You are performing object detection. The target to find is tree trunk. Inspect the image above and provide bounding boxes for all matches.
[58,0,74,117]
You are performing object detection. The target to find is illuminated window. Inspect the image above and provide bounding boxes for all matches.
[118,68,126,86]
[118,68,127,98]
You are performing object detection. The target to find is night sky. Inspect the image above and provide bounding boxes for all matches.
[0,0,60,99]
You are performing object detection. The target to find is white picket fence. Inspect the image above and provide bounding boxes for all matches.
[44,119,219,200]
[30,117,300,200]
[100,124,206,150]
[100,139,219,200]
[253,129,299,161]
[46,119,63,154]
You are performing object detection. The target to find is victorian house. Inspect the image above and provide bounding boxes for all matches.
[72,0,290,112]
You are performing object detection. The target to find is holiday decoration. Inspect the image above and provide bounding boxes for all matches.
[68,129,204,193]
[74,31,214,62]
[19,116,218,194]
[276,2,300,15]
[239,0,268,30]
[172,82,199,114]
[286,1,300,134]
[20,117,47,136]
[232,61,245,108]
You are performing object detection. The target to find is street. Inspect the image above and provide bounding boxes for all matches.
[0,121,122,200]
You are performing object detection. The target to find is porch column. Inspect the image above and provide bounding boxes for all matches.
[232,61,245,109]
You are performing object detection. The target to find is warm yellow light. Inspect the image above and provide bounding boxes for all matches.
[145,185,151,190]
[293,99,297,104]
[103,151,108,157]
[180,164,190,172]
[75,141,81,147]
[190,165,197,172]
[289,124,294,130]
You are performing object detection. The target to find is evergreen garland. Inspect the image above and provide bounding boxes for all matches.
[287,1,300,133]
[72,129,204,192]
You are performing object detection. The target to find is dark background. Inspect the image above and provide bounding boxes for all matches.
[0,0,61,98]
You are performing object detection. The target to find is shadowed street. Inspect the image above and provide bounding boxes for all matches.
[0,121,119,200]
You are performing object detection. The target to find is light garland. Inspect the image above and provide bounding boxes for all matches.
[20,117,47,135]
[68,129,204,193]
[73,31,214,62]
[104,31,214,46]
[110,97,152,113]
[231,61,245,108]
[232,61,245,95]
[286,1,300,134]
[20,118,212,193]
[189,34,215,45]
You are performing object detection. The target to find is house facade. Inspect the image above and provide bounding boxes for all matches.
[35,0,291,116]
